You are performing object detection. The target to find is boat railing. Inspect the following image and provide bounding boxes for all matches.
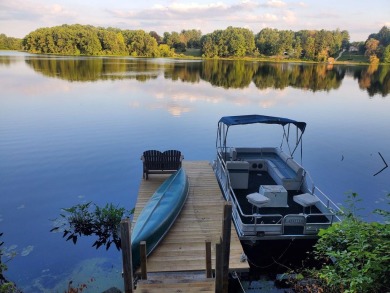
[215,150,284,230]
[304,171,343,222]
[214,148,343,237]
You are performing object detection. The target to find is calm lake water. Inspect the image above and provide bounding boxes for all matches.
[1,51,389,292]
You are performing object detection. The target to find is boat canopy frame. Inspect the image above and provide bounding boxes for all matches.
[216,114,307,159]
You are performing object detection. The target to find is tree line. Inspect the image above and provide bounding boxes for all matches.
[364,26,390,63]
[2,24,390,62]
[0,34,22,50]
[22,24,175,57]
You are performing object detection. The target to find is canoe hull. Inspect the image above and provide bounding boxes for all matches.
[131,168,189,269]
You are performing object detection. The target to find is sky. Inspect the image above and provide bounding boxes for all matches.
[0,0,389,42]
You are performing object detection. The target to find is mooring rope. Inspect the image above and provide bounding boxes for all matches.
[232,271,246,293]
[245,239,294,269]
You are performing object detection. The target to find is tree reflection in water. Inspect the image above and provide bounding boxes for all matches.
[20,56,390,97]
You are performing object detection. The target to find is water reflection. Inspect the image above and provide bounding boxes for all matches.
[252,63,345,92]
[0,56,19,66]
[351,65,390,97]
[20,55,390,96]
[1,51,389,292]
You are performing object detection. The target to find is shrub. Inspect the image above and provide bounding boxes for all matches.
[291,193,390,293]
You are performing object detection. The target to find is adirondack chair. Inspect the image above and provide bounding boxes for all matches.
[141,150,183,179]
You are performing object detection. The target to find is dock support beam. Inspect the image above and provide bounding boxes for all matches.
[215,202,233,293]
[120,219,134,293]
[205,241,212,278]
[215,239,223,293]
[140,241,147,280]
[221,202,232,293]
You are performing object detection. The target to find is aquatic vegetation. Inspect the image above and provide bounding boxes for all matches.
[0,233,20,293]
[20,246,34,257]
[51,202,133,250]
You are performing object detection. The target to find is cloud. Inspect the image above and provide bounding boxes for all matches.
[266,0,287,8]
[0,0,76,22]
[0,1,41,21]
[105,1,290,34]
[108,2,237,21]
[1,0,386,42]
[282,10,297,23]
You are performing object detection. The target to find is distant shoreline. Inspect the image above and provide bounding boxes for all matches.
[1,49,372,66]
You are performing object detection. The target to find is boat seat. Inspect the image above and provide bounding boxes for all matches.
[246,192,270,208]
[293,193,320,214]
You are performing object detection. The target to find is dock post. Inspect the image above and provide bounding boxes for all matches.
[205,240,212,278]
[215,238,223,293]
[140,241,147,280]
[221,202,232,293]
[120,219,133,293]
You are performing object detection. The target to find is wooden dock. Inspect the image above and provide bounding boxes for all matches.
[132,161,249,292]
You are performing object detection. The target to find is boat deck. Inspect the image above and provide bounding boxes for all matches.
[234,171,328,225]
[132,160,249,275]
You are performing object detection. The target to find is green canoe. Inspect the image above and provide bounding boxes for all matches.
[131,168,189,269]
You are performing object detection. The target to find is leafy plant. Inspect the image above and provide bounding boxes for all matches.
[290,193,390,293]
[0,233,20,293]
[51,202,133,251]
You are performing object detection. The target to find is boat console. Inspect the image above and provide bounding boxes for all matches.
[223,147,305,191]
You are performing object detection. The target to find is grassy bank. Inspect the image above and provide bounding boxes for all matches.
[337,51,369,63]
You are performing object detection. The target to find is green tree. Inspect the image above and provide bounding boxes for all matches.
[158,44,175,57]
[291,36,303,58]
[149,31,162,44]
[314,30,332,61]
[75,26,102,55]
[276,30,294,56]
[200,34,218,57]
[201,27,254,58]
[222,27,247,57]
[123,30,159,57]
[341,29,350,49]
[377,26,390,46]
[303,36,316,59]
[0,34,22,50]
[383,45,390,63]
[368,26,390,47]
[163,31,180,47]
[255,28,280,55]
[180,29,202,48]
[97,29,125,55]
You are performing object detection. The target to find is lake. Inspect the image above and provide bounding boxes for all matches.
[0,51,389,292]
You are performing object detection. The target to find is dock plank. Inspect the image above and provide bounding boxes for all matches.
[132,161,249,275]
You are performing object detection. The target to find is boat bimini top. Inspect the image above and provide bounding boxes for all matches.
[217,114,307,158]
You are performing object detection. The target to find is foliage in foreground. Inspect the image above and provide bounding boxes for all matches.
[0,233,20,293]
[51,202,133,251]
[291,193,390,293]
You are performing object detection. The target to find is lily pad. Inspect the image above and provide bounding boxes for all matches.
[21,245,34,256]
